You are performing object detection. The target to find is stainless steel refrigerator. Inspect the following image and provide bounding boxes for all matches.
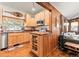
[0,32,8,50]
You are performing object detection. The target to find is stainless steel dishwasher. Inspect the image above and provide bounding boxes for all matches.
[0,32,8,50]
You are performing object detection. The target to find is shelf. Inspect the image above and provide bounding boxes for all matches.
[2,15,25,20]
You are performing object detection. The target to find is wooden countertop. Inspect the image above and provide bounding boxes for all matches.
[7,30,38,33]
[31,31,49,35]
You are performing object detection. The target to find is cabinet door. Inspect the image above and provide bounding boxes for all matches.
[38,35,44,56]
[16,33,24,44]
[8,34,16,47]
[27,32,32,42]
[16,32,31,44]
[8,35,13,47]
[20,33,24,43]
[18,32,30,44]
[49,34,55,51]
[23,32,29,42]
[43,35,49,56]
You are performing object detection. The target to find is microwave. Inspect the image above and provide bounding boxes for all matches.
[37,20,44,25]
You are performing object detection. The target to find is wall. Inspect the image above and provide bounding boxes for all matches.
[0,4,24,14]
[50,5,65,50]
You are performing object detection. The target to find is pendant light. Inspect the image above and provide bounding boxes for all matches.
[31,2,35,18]
[32,2,35,11]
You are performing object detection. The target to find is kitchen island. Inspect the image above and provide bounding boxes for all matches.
[31,31,53,57]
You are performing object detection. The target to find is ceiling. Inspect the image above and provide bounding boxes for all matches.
[50,2,79,19]
[0,2,44,15]
[0,2,79,19]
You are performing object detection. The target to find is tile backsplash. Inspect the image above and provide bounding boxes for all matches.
[2,17,24,31]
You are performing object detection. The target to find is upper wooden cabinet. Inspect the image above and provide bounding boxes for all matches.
[35,10,50,26]
[25,9,50,26]
[25,14,36,26]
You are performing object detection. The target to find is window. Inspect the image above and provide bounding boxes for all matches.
[64,22,69,32]
[3,17,24,31]
[71,22,78,32]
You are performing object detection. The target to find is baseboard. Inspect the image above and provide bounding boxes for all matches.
[0,47,8,51]
[9,41,30,48]
[13,44,20,47]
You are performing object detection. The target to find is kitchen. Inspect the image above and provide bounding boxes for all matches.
[0,2,54,56]
[0,2,79,57]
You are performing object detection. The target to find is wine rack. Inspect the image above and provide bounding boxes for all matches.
[32,35,38,51]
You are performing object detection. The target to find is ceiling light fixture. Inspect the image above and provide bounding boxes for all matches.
[32,2,35,11]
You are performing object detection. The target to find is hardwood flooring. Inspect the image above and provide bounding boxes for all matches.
[0,43,33,57]
[0,42,69,57]
[49,48,69,57]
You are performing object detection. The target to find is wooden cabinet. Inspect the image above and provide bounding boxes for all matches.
[25,10,50,27]
[8,32,31,47]
[31,32,53,57]
[16,33,24,44]
[26,14,36,26]
[35,10,50,26]
[8,33,17,47]
[24,32,31,42]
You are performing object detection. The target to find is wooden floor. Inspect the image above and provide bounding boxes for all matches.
[49,49,69,57]
[0,42,69,57]
[0,43,33,57]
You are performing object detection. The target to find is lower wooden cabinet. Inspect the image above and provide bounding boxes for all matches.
[23,32,31,42]
[8,32,31,47]
[31,32,54,57]
[8,34,16,47]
